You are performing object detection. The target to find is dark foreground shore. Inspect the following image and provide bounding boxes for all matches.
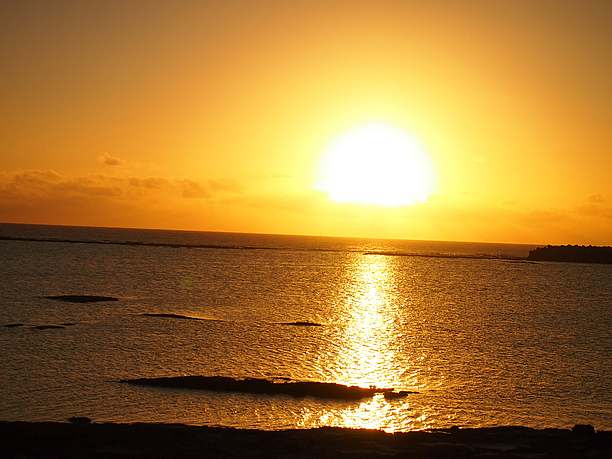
[1,421,610,458]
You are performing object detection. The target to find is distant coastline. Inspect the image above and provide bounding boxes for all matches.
[527,245,612,264]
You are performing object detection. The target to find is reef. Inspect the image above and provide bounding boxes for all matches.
[141,313,206,321]
[278,321,323,327]
[120,375,411,400]
[45,295,119,303]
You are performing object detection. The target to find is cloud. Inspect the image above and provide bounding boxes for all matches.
[576,194,612,219]
[180,179,241,198]
[2,171,122,199]
[587,193,605,204]
[208,179,241,193]
[98,153,123,166]
[0,170,246,231]
[129,177,168,189]
[180,179,211,199]
[0,171,241,209]
[520,209,567,224]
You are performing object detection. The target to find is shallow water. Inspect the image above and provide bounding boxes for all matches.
[1,224,610,431]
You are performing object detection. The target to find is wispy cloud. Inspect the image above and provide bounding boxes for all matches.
[0,170,241,208]
[98,153,123,166]
[179,179,211,198]
[587,193,605,204]
[128,177,168,189]
[577,194,612,219]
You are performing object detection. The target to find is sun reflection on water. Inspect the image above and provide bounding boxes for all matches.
[319,254,418,432]
[335,254,398,389]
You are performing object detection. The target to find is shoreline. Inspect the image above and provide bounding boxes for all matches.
[1,421,610,458]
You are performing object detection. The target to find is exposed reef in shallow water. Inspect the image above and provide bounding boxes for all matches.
[141,315,321,326]
[278,321,323,327]
[364,250,522,261]
[4,322,78,330]
[120,375,413,400]
[383,390,415,399]
[45,295,119,303]
[141,313,207,321]
[1,422,609,459]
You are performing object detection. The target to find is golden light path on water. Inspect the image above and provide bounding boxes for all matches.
[313,255,431,432]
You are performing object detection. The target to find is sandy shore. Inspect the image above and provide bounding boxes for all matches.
[1,421,610,458]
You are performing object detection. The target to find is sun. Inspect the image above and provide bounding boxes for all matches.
[316,123,435,206]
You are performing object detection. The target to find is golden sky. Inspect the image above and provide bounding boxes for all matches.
[1,0,611,244]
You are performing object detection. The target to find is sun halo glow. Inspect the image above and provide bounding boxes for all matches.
[316,123,435,207]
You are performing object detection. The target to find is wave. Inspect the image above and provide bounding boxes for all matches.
[140,313,218,322]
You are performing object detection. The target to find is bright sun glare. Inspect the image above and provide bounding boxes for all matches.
[317,123,435,206]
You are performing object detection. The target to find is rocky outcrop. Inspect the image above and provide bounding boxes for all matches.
[141,313,206,321]
[278,321,323,327]
[45,295,119,303]
[120,375,411,400]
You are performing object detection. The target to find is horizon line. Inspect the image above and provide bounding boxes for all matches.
[0,220,552,248]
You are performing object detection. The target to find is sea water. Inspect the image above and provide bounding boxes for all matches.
[0,223,610,431]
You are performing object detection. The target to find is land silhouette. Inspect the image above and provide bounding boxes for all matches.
[527,245,612,264]
[1,421,609,458]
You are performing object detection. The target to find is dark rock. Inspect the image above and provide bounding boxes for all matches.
[383,390,416,399]
[34,325,66,330]
[120,375,402,400]
[60,322,77,326]
[141,313,204,321]
[3,323,25,328]
[572,424,595,435]
[279,321,323,327]
[68,416,92,425]
[45,295,119,303]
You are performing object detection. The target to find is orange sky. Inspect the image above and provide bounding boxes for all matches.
[1,0,611,244]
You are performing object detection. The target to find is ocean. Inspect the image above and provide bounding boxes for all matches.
[1,223,610,431]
